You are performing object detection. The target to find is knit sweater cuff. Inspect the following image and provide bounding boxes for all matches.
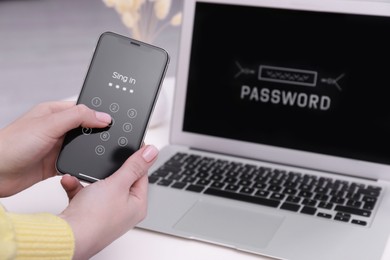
[7,212,74,260]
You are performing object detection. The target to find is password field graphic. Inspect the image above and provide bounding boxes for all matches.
[259,65,318,87]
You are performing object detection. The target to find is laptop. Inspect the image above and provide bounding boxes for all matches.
[138,0,390,259]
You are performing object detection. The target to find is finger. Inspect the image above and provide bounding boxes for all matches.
[28,101,76,118]
[108,145,159,190]
[60,174,84,201]
[128,174,149,219]
[45,104,111,139]
[129,174,149,200]
[40,101,76,113]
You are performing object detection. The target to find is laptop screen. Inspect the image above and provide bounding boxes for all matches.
[182,2,390,165]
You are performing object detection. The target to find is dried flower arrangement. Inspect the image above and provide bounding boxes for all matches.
[103,0,182,43]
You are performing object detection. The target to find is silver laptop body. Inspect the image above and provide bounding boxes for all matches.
[138,0,390,259]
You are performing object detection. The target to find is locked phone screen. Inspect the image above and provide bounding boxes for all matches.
[57,32,169,182]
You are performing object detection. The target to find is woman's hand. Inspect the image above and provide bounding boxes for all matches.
[59,145,158,260]
[0,101,111,197]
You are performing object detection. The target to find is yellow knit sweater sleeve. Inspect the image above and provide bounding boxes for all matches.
[0,205,74,260]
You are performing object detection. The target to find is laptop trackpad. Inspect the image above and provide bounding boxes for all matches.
[174,200,284,249]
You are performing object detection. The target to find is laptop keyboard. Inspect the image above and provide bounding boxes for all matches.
[149,152,382,227]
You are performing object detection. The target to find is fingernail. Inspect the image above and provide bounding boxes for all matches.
[95,111,112,124]
[142,145,159,162]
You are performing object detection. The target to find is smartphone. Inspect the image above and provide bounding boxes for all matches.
[56,32,169,182]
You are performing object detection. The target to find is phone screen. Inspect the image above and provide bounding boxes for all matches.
[56,32,169,182]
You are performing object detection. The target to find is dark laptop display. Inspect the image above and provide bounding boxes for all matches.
[183,2,390,165]
[140,1,390,259]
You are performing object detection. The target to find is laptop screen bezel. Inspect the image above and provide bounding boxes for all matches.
[171,0,390,181]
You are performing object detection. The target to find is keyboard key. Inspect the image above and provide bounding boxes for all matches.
[268,185,282,192]
[367,185,382,191]
[346,200,362,208]
[314,194,329,201]
[239,187,255,195]
[299,184,314,192]
[330,196,345,204]
[314,187,329,194]
[168,173,184,181]
[284,181,298,188]
[148,176,160,184]
[334,212,351,222]
[224,177,238,184]
[362,196,377,203]
[363,202,376,210]
[238,180,253,187]
[281,202,300,212]
[270,193,285,200]
[225,184,240,192]
[186,184,205,193]
[196,179,211,186]
[351,219,367,226]
[283,187,298,195]
[301,206,316,215]
[255,190,270,197]
[357,188,380,197]
[286,196,301,204]
[210,174,223,181]
[171,181,187,189]
[298,190,313,198]
[210,181,225,189]
[204,188,280,208]
[253,183,267,189]
[302,199,317,207]
[157,179,173,186]
[151,169,171,178]
[317,212,332,219]
[334,205,371,217]
[318,202,333,210]
[194,171,210,179]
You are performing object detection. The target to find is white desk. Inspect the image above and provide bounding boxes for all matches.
[1,78,390,260]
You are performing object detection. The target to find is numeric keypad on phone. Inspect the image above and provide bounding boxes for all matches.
[84,97,138,156]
